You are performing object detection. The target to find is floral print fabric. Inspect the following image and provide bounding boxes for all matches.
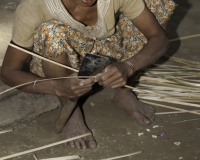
[30,0,176,77]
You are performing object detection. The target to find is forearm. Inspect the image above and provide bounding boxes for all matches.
[128,33,169,72]
[0,70,56,95]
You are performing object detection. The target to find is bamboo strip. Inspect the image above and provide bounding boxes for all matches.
[140,97,200,109]
[9,43,79,73]
[0,133,91,160]
[1,34,200,47]
[100,151,142,160]
[0,128,13,135]
[141,100,200,116]
[153,64,200,70]
[0,76,96,95]
[169,34,200,42]
[33,154,38,160]
[173,119,199,124]
[156,110,200,115]
[39,155,81,160]
[141,81,200,91]
[137,84,200,93]
[163,55,200,65]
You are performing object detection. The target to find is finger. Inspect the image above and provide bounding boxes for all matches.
[73,86,93,94]
[95,67,115,83]
[99,74,124,87]
[79,78,95,86]
[108,78,127,88]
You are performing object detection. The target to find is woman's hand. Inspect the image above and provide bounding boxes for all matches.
[95,62,134,89]
[51,73,94,98]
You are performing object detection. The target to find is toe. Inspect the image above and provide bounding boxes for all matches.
[145,112,154,123]
[149,106,156,113]
[87,135,97,149]
[133,112,151,126]
[69,141,75,148]
[74,140,81,149]
[79,138,87,150]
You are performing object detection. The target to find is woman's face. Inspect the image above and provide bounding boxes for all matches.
[71,0,97,7]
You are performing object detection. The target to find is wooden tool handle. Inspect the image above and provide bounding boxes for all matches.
[54,98,78,134]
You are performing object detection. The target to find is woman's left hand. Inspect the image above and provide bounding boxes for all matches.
[95,62,133,88]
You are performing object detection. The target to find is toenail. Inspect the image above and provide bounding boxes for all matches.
[89,142,95,145]
[71,145,75,148]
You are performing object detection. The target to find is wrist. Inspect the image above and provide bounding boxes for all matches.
[123,61,135,77]
[50,79,61,96]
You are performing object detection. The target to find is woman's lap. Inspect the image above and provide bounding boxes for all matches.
[30,0,176,77]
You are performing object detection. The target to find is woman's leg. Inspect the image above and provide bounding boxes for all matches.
[42,53,96,149]
[109,72,155,126]
[31,20,97,149]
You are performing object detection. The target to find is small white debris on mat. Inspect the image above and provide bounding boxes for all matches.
[127,132,131,135]
[146,129,150,132]
[153,125,159,129]
[90,102,95,106]
[174,142,181,146]
[179,157,183,159]
[152,135,157,139]
[138,133,144,137]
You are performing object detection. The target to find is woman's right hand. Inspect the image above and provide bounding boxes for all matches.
[51,73,94,98]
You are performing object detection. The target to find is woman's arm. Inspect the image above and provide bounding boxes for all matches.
[0,44,93,98]
[127,6,169,74]
[95,7,169,88]
[0,44,55,94]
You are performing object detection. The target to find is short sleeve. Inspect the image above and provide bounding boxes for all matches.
[12,0,45,47]
[119,0,145,20]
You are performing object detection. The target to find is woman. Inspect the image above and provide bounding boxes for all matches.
[1,0,175,149]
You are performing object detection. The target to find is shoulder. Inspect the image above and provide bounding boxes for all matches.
[110,0,145,19]
[16,0,46,16]
[12,0,47,47]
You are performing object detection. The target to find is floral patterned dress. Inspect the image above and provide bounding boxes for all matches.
[30,0,176,77]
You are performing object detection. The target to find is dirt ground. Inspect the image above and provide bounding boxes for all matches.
[0,0,200,160]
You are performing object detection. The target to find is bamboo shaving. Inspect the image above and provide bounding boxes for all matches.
[140,97,200,109]
[156,110,200,115]
[0,133,91,160]
[141,100,200,116]
[0,128,13,135]
[100,151,142,160]
[39,155,81,160]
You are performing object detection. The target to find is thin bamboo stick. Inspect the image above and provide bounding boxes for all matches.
[140,96,200,108]
[0,128,13,135]
[100,151,142,160]
[9,43,79,73]
[0,133,91,160]
[33,154,38,160]
[1,34,200,46]
[0,76,96,95]
[141,100,200,116]
[39,155,81,160]
[156,110,200,115]
[169,34,200,42]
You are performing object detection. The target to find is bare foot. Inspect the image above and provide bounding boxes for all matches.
[62,106,96,150]
[109,88,156,126]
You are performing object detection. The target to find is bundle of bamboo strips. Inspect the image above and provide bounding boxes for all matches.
[135,57,200,114]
